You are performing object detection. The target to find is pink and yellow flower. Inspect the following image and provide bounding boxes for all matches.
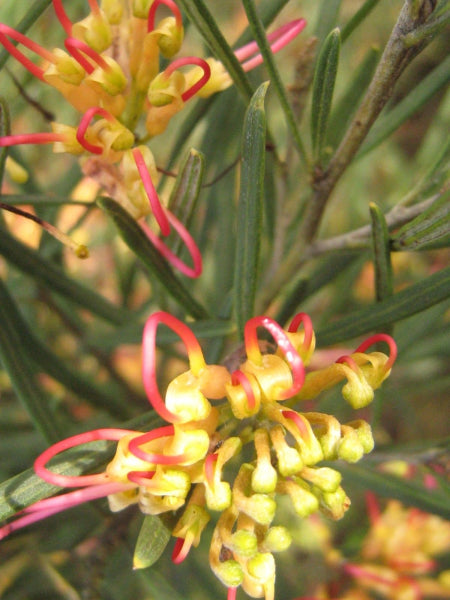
[0,309,396,600]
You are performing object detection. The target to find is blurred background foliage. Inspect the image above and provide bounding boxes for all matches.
[0,0,449,598]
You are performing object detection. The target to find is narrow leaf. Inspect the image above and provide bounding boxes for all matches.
[0,97,10,188]
[133,515,172,570]
[311,28,341,163]
[314,0,341,44]
[0,280,63,443]
[167,148,205,256]
[370,202,393,302]
[316,267,450,345]
[391,192,450,250]
[97,197,208,320]
[234,82,268,337]
[0,226,131,325]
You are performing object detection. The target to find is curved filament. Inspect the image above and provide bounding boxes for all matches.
[354,333,397,370]
[53,0,100,36]
[165,57,211,102]
[244,316,305,398]
[65,36,110,74]
[139,211,203,278]
[133,147,171,235]
[231,370,256,410]
[288,312,313,352]
[34,428,136,487]
[0,24,54,81]
[148,0,183,32]
[141,312,206,422]
[76,106,115,154]
[127,425,186,463]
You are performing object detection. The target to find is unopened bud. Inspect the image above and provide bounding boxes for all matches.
[264,526,292,552]
[247,552,275,581]
[213,561,244,588]
[228,530,258,558]
[155,17,184,57]
[73,12,112,53]
[300,466,342,493]
[101,0,124,24]
[337,426,365,463]
[320,486,351,520]
[148,70,185,107]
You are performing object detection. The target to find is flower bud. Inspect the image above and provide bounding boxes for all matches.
[101,0,124,24]
[337,425,365,463]
[346,419,374,454]
[147,467,190,498]
[155,17,184,58]
[319,486,351,520]
[132,0,153,19]
[212,561,244,588]
[304,412,341,460]
[270,425,303,476]
[300,466,342,493]
[264,526,292,552]
[198,364,231,399]
[341,365,374,409]
[205,480,232,511]
[50,49,85,85]
[280,478,319,518]
[73,12,112,53]
[227,529,258,558]
[87,57,127,96]
[173,503,210,547]
[247,552,276,581]
[168,427,210,465]
[252,429,278,493]
[148,70,185,107]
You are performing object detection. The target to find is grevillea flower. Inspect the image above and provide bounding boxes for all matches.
[0,310,396,600]
[0,1,306,276]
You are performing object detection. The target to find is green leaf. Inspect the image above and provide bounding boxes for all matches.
[391,192,450,250]
[167,148,205,256]
[0,97,10,188]
[311,28,341,163]
[0,281,133,419]
[370,202,393,303]
[86,319,235,352]
[316,266,450,345]
[0,194,91,207]
[133,515,172,570]
[234,82,268,337]
[241,0,307,162]
[0,279,63,443]
[0,226,131,325]
[334,462,450,519]
[176,0,253,101]
[359,55,450,157]
[97,197,209,320]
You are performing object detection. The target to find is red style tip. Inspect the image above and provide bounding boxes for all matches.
[139,211,203,278]
[354,333,397,370]
[148,0,183,32]
[164,57,211,102]
[34,428,136,488]
[127,425,186,464]
[231,370,256,410]
[76,106,115,154]
[132,148,171,235]
[0,24,54,81]
[288,312,314,351]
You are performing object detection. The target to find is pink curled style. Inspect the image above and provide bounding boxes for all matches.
[148,0,183,32]
[141,312,206,422]
[0,24,55,81]
[172,536,192,564]
[139,211,203,278]
[76,106,115,154]
[164,57,211,102]
[231,370,256,410]
[354,333,397,370]
[53,0,101,36]
[132,147,171,236]
[244,316,305,399]
[65,36,110,74]
[127,425,186,464]
[34,428,136,488]
[288,312,314,352]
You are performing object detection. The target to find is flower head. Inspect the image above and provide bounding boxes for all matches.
[0,310,396,600]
